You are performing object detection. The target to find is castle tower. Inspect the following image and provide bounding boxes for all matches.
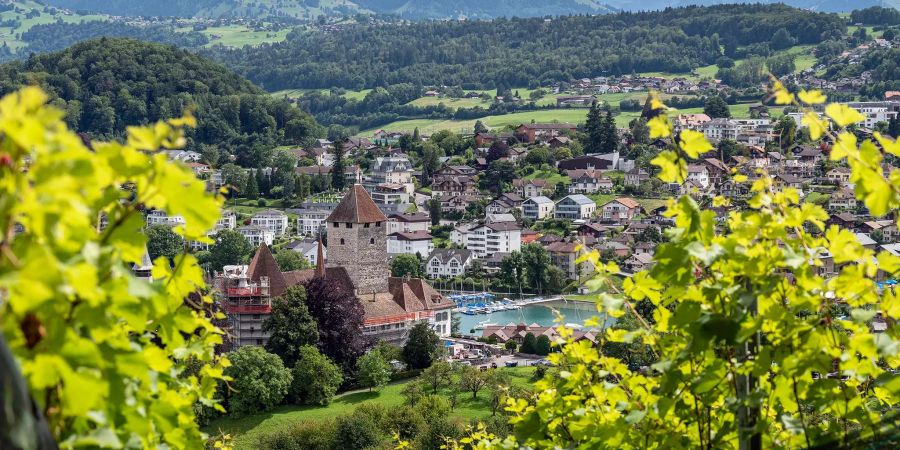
[326,185,390,295]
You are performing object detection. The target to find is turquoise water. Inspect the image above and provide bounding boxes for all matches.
[455,300,611,336]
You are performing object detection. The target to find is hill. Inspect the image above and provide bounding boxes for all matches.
[0,38,321,164]
[605,1,896,13]
[205,4,845,90]
[38,0,612,19]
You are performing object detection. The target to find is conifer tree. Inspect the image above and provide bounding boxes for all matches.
[331,139,346,191]
[256,165,269,196]
[245,169,260,199]
[584,100,604,154]
[602,110,619,153]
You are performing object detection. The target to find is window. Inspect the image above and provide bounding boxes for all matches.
[376,222,382,227]
[370,237,375,244]
[340,238,345,245]
[364,223,370,228]
[346,223,353,228]
[332,222,338,228]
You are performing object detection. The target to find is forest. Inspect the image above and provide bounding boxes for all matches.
[0,38,322,165]
[15,21,209,57]
[204,4,845,91]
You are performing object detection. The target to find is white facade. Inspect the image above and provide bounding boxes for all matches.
[457,222,521,258]
[686,165,710,188]
[238,226,275,247]
[554,195,596,220]
[847,102,899,129]
[425,249,473,278]
[146,210,186,227]
[387,232,434,256]
[297,209,329,236]
[522,196,555,220]
[387,215,430,234]
[251,210,289,236]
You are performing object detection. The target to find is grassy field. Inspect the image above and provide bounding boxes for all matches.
[525,169,570,186]
[0,1,106,50]
[206,366,536,449]
[271,88,372,101]
[197,25,292,47]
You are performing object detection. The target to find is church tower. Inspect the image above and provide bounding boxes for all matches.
[325,185,390,295]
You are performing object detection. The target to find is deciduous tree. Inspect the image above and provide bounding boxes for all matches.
[403,322,443,370]
[224,346,293,416]
[263,286,319,367]
[290,346,343,405]
[357,349,391,392]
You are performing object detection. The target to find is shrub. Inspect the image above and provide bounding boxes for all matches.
[290,346,343,406]
[332,411,381,450]
[387,406,425,440]
[255,420,336,450]
[413,416,465,450]
[257,198,267,207]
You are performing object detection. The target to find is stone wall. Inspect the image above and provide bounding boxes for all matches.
[327,219,390,294]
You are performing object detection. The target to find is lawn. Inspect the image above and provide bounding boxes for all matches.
[205,366,536,449]
[525,169,570,186]
[359,109,588,137]
[408,96,490,108]
[269,88,371,101]
[586,193,618,207]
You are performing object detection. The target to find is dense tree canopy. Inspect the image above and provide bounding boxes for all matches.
[303,277,368,373]
[263,286,320,367]
[0,38,322,163]
[205,4,843,90]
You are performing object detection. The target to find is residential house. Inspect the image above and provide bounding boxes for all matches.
[285,239,323,266]
[624,168,650,187]
[431,166,478,197]
[481,323,597,346]
[828,187,857,211]
[554,195,597,220]
[486,193,524,215]
[251,210,290,236]
[567,169,613,194]
[453,222,522,258]
[775,174,805,194]
[387,212,431,235]
[387,231,434,256]
[702,158,729,187]
[599,198,642,224]
[371,156,414,194]
[522,196,555,220]
[548,136,573,148]
[686,165,710,189]
[624,253,654,273]
[146,209,185,227]
[577,223,612,239]
[425,249,474,278]
[371,183,410,206]
[546,241,592,281]
[512,179,551,198]
[515,123,578,143]
[474,132,514,148]
[827,167,852,184]
[238,225,275,247]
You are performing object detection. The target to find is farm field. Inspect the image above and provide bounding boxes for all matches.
[196,25,292,48]
[271,88,372,101]
[0,1,106,50]
[204,366,535,450]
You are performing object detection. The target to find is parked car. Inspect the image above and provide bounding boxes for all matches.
[505,361,518,367]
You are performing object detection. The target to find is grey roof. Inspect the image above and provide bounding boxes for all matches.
[427,248,473,264]
[525,196,554,205]
[559,194,595,206]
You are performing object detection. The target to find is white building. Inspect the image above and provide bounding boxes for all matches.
[146,209,186,227]
[371,156,414,194]
[285,239,322,266]
[387,212,431,235]
[522,196,555,220]
[847,102,898,129]
[238,225,275,247]
[425,249,474,278]
[453,222,522,258]
[251,210,289,236]
[297,208,330,236]
[554,195,597,220]
[387,231,434,256]
[686,164,710,189]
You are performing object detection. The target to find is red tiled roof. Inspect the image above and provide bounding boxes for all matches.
[327,184,387,224]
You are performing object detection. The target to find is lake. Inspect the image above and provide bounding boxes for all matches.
[455,299,611,336]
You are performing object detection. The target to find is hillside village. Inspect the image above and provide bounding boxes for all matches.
[148,86,900,350]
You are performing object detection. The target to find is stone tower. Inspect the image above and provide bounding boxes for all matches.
[326,185,390,295]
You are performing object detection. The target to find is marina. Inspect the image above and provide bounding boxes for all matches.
[447,293,612,335]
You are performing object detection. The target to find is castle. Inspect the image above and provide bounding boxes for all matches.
[217,185,454,347]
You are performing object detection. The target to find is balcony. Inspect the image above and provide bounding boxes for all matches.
[225,304,271,314]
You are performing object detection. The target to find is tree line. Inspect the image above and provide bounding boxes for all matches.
[204,4,844,91]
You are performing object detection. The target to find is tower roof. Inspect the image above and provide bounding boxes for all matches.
[248,243,288,297]
[326,184,387,224]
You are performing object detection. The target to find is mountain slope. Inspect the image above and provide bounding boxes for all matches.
[604,0,895,13]
[41,0,615,19]
[0,38,321,161]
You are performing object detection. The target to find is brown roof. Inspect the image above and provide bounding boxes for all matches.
[389,231,433,241]
[327,184,387,224]
[609,197,640,209]
[248,243,289,297]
